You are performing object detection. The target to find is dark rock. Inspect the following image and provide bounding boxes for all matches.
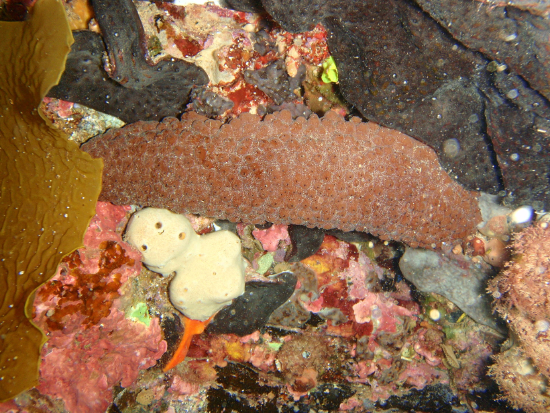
[191,88,235,118]
[220,0,265,13]
[214,219,239,234]
[244,60,305,105]
[466,379,527,413]
[286,226,373,263]
[285,225,325,262]
[326,229,373,244]
[262,0,332,32]
[321,0,500,193]
[208,363,280,412]
[484,72,550,210]
[48,0,208,123]
[251,30,275,56]
[258,102,313,119]
[215,363,279,395]
[309,383,355,410]
[158,314,184,368]
[207,387,278,413]
[377,383,460,413]
[207,271,297,336]
[416,0,550,101]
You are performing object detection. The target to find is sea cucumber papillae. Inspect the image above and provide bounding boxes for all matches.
[82,110,481,248]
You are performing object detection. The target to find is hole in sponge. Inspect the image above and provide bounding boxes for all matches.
[155,222,162,229]
[179,232,186,240]
[141,245,148,251]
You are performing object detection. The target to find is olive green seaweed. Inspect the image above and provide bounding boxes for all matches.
[0,0,103,401]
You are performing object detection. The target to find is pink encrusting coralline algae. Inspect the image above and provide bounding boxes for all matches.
[31,202,167,413]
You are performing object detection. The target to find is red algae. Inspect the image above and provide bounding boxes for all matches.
[27,202,167,413]
[34,203,142,331]
[173,36,202,57]
[301,236,419,338]
[36,309,166,413]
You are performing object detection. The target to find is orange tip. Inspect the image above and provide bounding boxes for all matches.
[163,315,213,372]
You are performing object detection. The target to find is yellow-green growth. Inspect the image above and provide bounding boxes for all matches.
[128,302,151,326]
[257,253,274,275]
[0,0,103,401]
[321,56,339,83]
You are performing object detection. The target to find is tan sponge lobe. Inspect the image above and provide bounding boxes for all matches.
[125,208,245,321]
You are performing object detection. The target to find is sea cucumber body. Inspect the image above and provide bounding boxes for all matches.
[82,110,481,248]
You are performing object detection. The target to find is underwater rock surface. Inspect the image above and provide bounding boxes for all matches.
[207,271,297,336]
[48,0,208,123]
[227,0,550,210]
[399,248,502,333]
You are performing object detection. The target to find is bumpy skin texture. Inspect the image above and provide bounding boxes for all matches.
[82,110,481,248]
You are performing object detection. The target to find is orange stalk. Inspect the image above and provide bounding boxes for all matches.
[163,315,213,372]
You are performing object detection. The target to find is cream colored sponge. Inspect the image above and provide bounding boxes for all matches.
[125,208,245,321]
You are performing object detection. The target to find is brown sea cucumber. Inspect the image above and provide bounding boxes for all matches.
[82,110,481,248]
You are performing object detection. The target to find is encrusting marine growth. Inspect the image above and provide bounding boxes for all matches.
[83,110,482,249]
[124,208,246,370]
[488,221,550,412]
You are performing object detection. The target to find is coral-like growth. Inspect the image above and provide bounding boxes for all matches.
[29,202,167,413]
[36,309,166,413]
[82,110,481,248]
[34,203,142,331]
[488,222,550,413]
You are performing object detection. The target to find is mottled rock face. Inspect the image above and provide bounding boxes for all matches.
[399,248,503,333]
[48,0,208,123]
[228,0,550,210]
[82,110,481,248]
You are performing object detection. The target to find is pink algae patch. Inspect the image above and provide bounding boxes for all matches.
[252,224,290,252]
[31,202,167,413]
[168,375,200,397]
[339,397,363,410]
[34,202,142,331]
[37,309,166,413]
[83,201,133,249]
[339,250,383,300]
[353,290,417,333]
[398,360,449,388]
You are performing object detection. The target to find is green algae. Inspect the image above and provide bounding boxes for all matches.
[128,302,152,327]
[321,56,339,83]
[0,0,103,401]
[256,253,274,275]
